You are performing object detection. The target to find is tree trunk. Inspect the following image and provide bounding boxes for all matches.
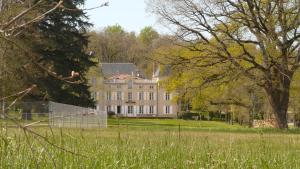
[265,77,291,129]
[269,101,288,129]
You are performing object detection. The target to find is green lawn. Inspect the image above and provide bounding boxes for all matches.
[108,118,244,130]
[108,118,300,134]
[0,118,300,168]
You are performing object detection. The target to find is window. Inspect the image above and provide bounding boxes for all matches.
[139,92,144,100]
[107,91,112,100]
[117,105,121,114]
[139,85,143,89]
[165,92,170,101]
[165,106,170,114]
[117,84,121,89]
[128,106,133,114]
[128,80,133,89]
[107,105,111,112]
[139,105,144,114]
[149,92,154,100]
[149,106,154,114]
[128,92,132,101]
[117,92,122,100]
[150,85,154,89]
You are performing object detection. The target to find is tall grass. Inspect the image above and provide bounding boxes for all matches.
[0,120,300,168]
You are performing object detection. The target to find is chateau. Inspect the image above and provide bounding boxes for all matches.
[90,63,178,118]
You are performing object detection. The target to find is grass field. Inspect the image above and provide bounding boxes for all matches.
[1,118,300,168]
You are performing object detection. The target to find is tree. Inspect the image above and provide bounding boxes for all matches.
[0,0,97,107]
[105,24,125,34]
[139,26,159,45]
[0,0,66,118]
[87,26,165,77]
[88,25,138,63]
[23,0,96,107]
[148,0,300,128]
[157,45,267,125]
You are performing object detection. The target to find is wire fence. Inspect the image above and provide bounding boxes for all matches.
[49,102,107,128]
[0,101,107,128]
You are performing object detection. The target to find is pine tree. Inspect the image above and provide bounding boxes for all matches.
[23,0,95,107]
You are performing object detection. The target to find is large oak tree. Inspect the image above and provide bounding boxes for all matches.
[148,0,300,128]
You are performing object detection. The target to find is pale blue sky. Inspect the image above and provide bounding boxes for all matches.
[85,0,164,34]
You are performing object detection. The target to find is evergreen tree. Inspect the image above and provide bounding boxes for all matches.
[24,0,95,107]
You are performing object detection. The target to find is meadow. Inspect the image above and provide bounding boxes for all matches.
[0,118,300,168]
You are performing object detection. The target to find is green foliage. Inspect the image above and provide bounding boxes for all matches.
[87,26,168,78]
[21,0,95,107]
[148,0,300,128]
[139,26,159,45]
[0,0,96,107]
[154,39,268,124]
[88,26,137,63]
[290,70,300,114]
[105,24,125,34]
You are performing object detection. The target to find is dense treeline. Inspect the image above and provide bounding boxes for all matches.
[87,25,172,77]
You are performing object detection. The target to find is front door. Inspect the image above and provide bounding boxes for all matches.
[117,106,121,114]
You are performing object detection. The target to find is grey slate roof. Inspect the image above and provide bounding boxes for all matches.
[100,63,146,78]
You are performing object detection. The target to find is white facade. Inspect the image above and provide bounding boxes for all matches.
[96,78,178,118]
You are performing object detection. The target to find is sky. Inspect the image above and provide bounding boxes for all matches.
[85,0,165,34]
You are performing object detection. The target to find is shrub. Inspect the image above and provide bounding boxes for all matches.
[178,111,201,120]
[107,111,116,117]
